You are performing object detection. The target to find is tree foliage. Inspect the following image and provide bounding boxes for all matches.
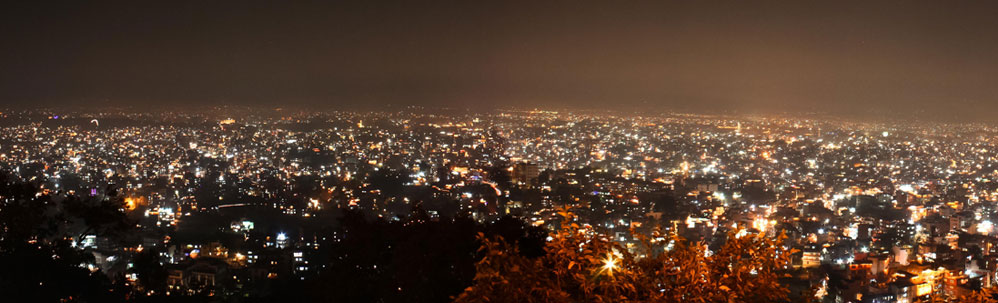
[0,176,133,302]
[456,210,796,303]
[958,287,998,303]
[302,209,547,303]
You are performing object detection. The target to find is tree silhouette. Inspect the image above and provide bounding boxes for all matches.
[133,248,168,293]
[0,176,133,302]
[303,209,545,303]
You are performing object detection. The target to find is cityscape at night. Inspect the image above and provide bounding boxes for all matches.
[5,1,998,302]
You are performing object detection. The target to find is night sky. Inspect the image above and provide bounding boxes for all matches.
[3,1,998,118]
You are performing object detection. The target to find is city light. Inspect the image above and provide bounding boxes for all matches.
[7,0,998,300]
[602,252,618,276]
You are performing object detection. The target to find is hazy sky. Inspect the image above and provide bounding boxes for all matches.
[3,1,998,118]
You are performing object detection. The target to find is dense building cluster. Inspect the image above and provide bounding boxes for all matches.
[4,107,998,302]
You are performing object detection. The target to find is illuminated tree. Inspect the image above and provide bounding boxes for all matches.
[456,209,796,303]
[455,210,625,302]
[959,287,998,303]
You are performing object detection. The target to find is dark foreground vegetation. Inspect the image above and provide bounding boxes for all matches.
[2,177,996,302]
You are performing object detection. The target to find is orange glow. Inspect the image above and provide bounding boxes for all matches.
[123,196,146,210]
[916,283,931,296]
[602,252,619,276]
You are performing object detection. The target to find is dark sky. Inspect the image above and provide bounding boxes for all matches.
[3,1,998,118]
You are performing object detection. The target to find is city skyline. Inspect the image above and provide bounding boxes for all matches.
[3,107,998,301]
[6,1,998,302]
